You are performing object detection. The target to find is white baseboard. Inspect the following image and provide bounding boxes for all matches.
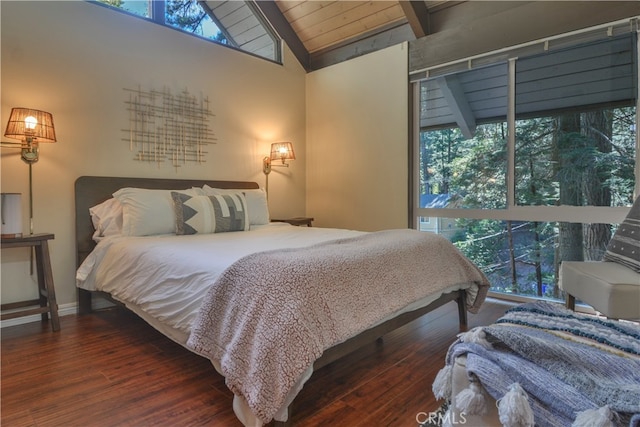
[0,298,115,328]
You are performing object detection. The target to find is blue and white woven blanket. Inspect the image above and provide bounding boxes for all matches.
[442,301,640,427]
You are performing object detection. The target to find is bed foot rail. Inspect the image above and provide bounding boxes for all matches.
[267,290,469,426]
[457,290,468,330]
[78,289,121,314]
[78,288,93,314]
[272,404,293,427]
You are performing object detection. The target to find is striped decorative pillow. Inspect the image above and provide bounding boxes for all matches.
[171,192,249,235]
[603,196,640,273]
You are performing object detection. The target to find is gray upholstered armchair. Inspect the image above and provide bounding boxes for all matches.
[559,196,640,320]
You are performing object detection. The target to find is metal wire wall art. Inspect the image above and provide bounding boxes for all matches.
[122,86,216,170]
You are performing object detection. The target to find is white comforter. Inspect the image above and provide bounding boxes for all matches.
[76,223,489,426]
[76,223,364,339]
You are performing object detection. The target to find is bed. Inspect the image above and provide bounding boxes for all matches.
[74,175,491,426]
[433,301,640,427]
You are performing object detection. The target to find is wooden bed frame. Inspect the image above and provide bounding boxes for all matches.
[74,175,468,426]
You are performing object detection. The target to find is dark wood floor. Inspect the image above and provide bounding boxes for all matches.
[1,299,514,427]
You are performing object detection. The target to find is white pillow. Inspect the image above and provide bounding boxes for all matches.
[89,198,123,242]
[202,185,270,226]
[113,187,201,236]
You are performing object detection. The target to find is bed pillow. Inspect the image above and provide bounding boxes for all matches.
[603,196,640,273]
[89,198,123,242]
[202,185,270,226]
[171,192,249,235]
[113,187,200,236]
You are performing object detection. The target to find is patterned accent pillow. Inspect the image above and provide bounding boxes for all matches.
[171,192,249,235]
[603,196,640,273]
[202,185,270,226]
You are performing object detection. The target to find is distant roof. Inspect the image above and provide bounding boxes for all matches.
[420,194,452,208]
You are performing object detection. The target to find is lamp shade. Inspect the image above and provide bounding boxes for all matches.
[270,142,295,163]
[4,108,57,142]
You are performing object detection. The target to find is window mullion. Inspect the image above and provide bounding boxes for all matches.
[507,58,516,208]
[151,0,165,25]
[411,81,421,229]
[636,28,640,199]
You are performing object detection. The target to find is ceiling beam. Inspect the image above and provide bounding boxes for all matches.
[436,75,476,139]
[310,22,414,71]
[399,0,431,38]
[253,0,310,71]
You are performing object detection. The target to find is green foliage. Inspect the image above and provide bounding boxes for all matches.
[166,1,205,31]
[101,0,123,7]
[450,124,507,209]
[452,218,507,271]
[166,0,227,43]
[420,106,637,298]
[420,123,507,209]
[513,110,636,207]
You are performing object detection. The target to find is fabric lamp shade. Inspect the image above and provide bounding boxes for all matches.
[270,142,295,164]
[4,108,57,143]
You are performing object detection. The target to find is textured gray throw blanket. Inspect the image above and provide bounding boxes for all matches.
[441,302,640,427]
[186,229,490,424]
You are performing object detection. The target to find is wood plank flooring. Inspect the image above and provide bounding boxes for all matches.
[1,299,514,427]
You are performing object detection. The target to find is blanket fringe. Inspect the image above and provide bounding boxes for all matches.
[572,406,615,427]
[455,375,487,415]
[433,365,453,401]
[442,407,454,427]
[497,383,534,427]
[458,327,492,349]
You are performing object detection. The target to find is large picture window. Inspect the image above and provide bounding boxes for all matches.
[413,24,638,303]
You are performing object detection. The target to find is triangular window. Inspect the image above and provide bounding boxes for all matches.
[95,0,281,63]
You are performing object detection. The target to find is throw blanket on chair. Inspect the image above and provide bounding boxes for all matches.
[186,229,490,424]
[433,301,640,427]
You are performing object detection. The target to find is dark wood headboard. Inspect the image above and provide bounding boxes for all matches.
[74,176,259,267]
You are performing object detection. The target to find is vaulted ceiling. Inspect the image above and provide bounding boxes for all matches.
[253,0,460,71]
[224,1,638,73]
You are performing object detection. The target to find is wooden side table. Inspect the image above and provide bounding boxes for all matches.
[1,233,60,331]
[271,217,314,227]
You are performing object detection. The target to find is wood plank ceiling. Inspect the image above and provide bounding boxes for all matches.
[254,0,458,71]
[276,1,407,54]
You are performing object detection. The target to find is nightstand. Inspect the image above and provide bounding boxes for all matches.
[271,217,314,227]
[1,233,60,331]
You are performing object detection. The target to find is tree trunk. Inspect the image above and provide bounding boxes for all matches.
[582,110,613,260]
[533,221,543,296]
[527,156,544,296]
[555,114,583,263]
[507,220,517,292]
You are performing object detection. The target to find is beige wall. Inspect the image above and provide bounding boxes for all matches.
[306,43,409,231]
[2,1,635,320]
[1,1,307,310]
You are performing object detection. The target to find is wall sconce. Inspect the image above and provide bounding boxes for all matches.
[2,107,57,235]
[4,108,57,164]
[263,142,295,196]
